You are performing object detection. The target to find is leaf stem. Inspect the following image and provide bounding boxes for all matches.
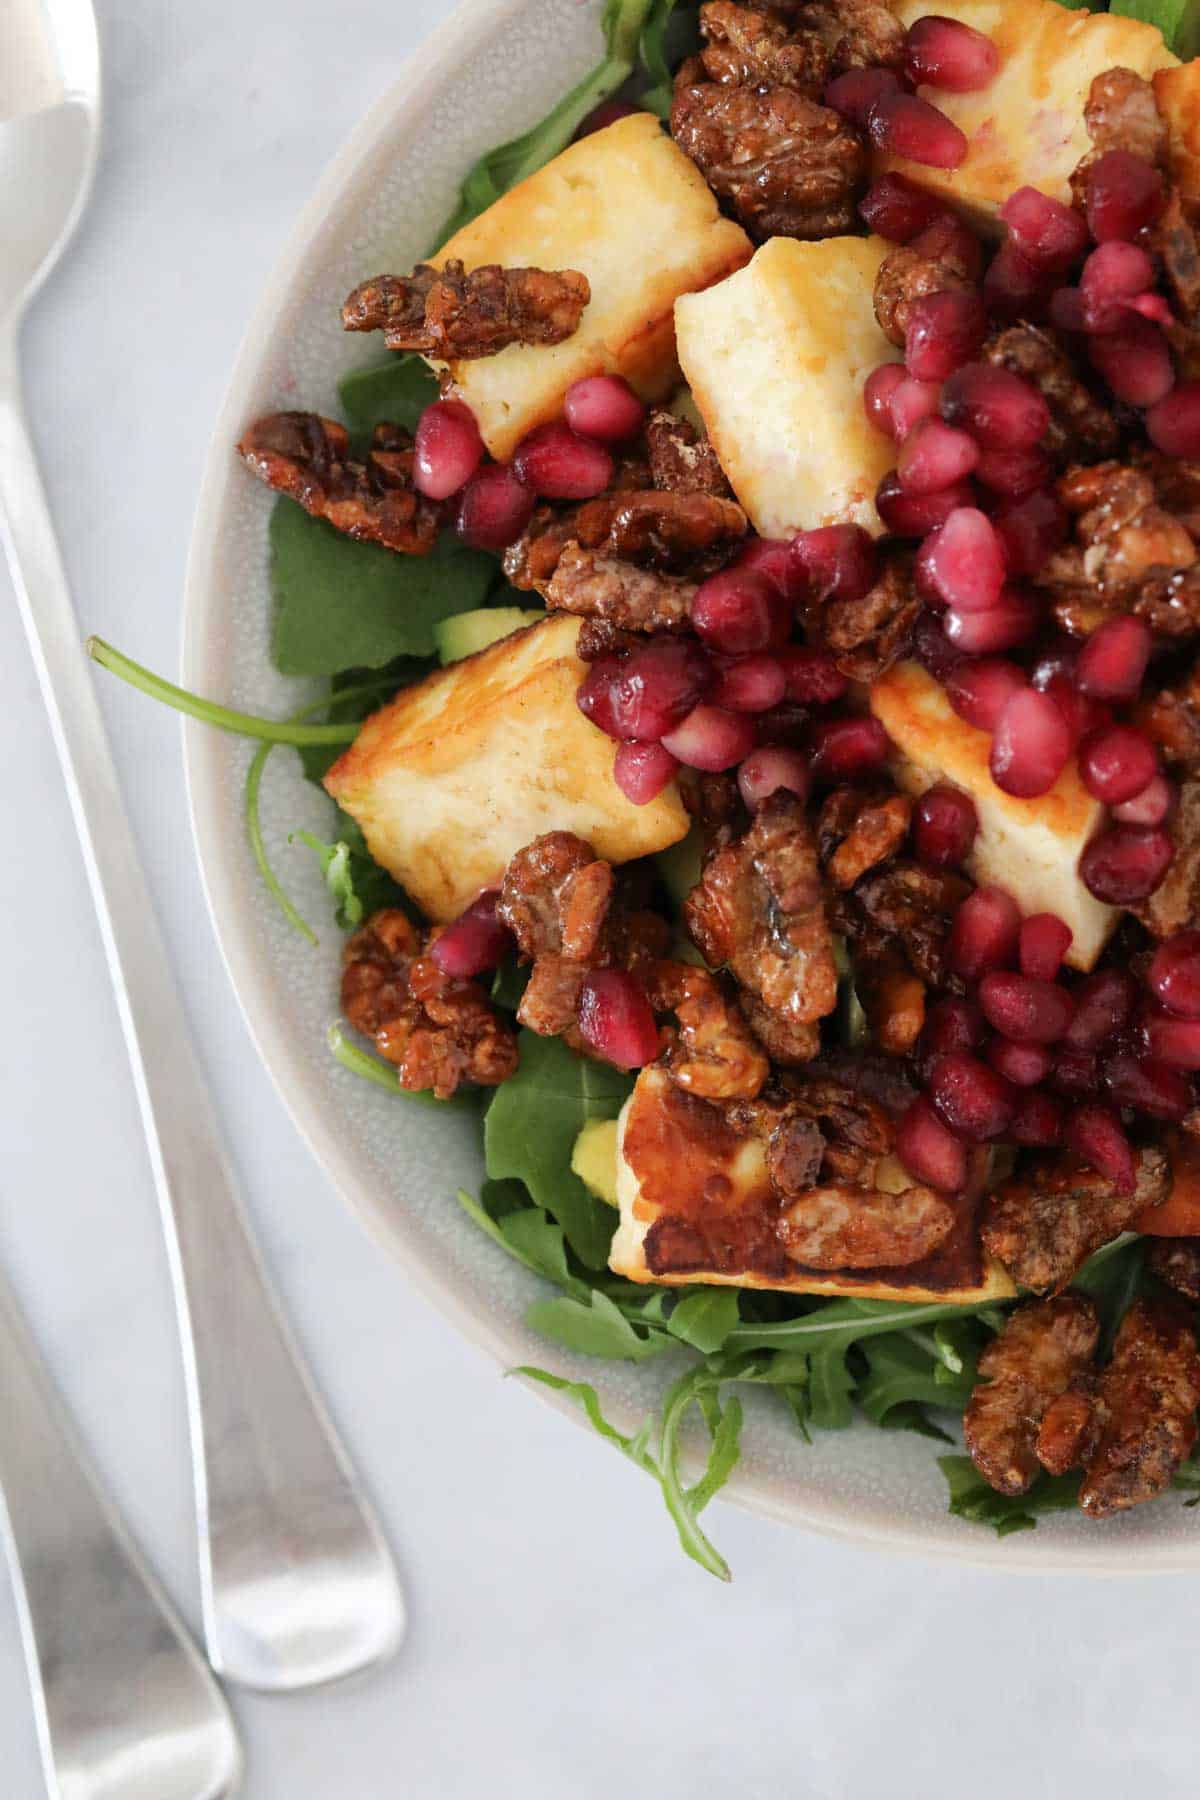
[87,638,361,745]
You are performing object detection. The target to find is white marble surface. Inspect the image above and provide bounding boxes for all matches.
[1,3,1198,1794]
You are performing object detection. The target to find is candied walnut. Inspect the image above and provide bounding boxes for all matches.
[1079,1298,1200,1518]
[1154,188,1200,326]
[1037,1380,1100,1477]
[854,946,927,1057]
[778,1178,954,1267]
[517,953,588,1039]
[645,408,731,496]
[670,81,866,242]
[798,0,906,72]
[1082,67,1168,166]
[1138,447,1200,539]
[341,260,590,358]
[545,545,697,632]
[963,1296,1100,1496]
[818,787,912,890]
[849,860,968,990]
[505,487,747,608]
[1148,1237,1200,1302]
[1037,460,1200,638]
[237,413,442,555]
[647,960,770,1100]
[1133,778,1200,938]
[341,909,517,1098]
[685,793,838,1063]
[814,550,921,682]
[982,1146,1172,1294]
[574,618,643,662]
[984,326,1119,466]
[873,244,973,349]
[699,1,830,93]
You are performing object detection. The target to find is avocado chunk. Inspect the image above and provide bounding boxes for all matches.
[433,606,544,665]
[570,1118,620,1208]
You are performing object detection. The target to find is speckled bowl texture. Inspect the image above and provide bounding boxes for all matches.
[183,0,1194,1568]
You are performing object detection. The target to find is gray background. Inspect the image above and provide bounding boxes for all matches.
[1,2,1196,1793]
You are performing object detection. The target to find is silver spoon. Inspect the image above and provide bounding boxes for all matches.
[0,0,405,1691]
[0,1262,241,1800]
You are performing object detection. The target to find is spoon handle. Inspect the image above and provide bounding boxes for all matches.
[0,1263,241,1800]
[0,332,404,1690]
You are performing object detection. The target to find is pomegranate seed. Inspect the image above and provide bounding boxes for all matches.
[1063,969,1136,1051]
[868,91,968,167]
[1080,826,1173,904]
[917,506,1005,610]
[911,212,985,282]
[864,362,907,435]
[413,399,485,500]
[912,608,965,680]
[825,66,903,128]
[913,783,978,867]
[1065,1103,1135,1194]
[897,1095,969,1191]
[612,741,679,804]
[563,374,646,443]
[1113,772,1174,827]
[992,489,1068,576]
[431,891,510,978]
[890,376,943,442]
[734,538,807,603]
[1049,286,1088,333]
[778,646,848,704]
[512,422,613,500]
[859,173,943,241]
[906,290,987,381]
[1147,381,1200,458]
[456,463,536,549]
[999,187,1089,273]
[978,971,1074,1043]
[692,568,787,655]
[661,704,756,772]
[949,884,1021,979]
[1088,318,1175,408]
[578,970,660,1069]
[1019,913,1072,980]
[711,654,787,713]
[1128,291,1175,327]
[983,241,1049,319]
[1082,150,1164,244]
[1149,931,1200,1019]
[574,98,639,138]
[930,1050,1017,1140]
[988,1037,1053,1086]
[1104,1051,1192,1120]
[1079,241,1155,332]
[919,996,987,1076]
[897,417,979,493]
[1010,1088,1064,1145]
[1078,724,1157,805]
[576,639,713,742]
[876,472,974,535]
[1075,616,1152,701]
[737,746,812,812]
[1145,1012,1200,1069]
[946,658,1026,731]
[974,446,1052,498]
[791,525,878,601]
[944,587,1039,653]
[810,714,890,781]
[905,14,998,90]
[940,361,1049,450]
[1038,670,1109,747]
[1051,1045,1100,1097]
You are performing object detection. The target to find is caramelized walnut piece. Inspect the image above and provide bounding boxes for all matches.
[873,244,973,349]
[645,408,731,496]
[818,787,913,890]
[1133,777,1200,938]
[1082,67,1168,166]
[341,259,590,358]
[777,1179,955,1267]
[1036,461,1200,638]
[847,860,968,990]
[854,947,927,1057]
[982,1146,1172,1294]
[671,80,866,241]
[1154,188,1200,326]
[963,1296,1100,1497]
[983,326,1119,466]
[699,1,831,93]
[804,547,921,681]
[1148,1237,1200,1301]
[685,793,839,1064]
[341,909,517,1098]
[1137,657,1200,771]
[797,0,906,72]
[646,960,770,1100]
[1078,1298,1200,1519]
[237,413,442,555]
[545,546,698,633]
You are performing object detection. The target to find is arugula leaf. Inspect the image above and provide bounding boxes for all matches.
[289,831,366,929]
[269,499,496,675]
[667,1287,741,1354]
[656,1367,742,1579]
[525,1288,670,1361]
[640,0,702,116]
[726,1295,999,1355]
[484,1031,630,1268]
[514,1367,660,1467]
[857,1332,974,1430]
[455,1188,585,1293]
[339,356,439,440]
[939,1455,1082,1537]
[1110,0,1200,57]
[1074,1234,1147,1356]
[806,1339,860,1432]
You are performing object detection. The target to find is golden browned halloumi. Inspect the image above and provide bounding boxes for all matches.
[324,614,689,921]
[871,661,1116,971]
[875,0,1177,228]
[428,113,752,460]
[610,1066,1015,1303]
[674,236,896,539]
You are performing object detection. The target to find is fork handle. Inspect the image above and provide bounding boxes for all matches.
[0,328,403,1690]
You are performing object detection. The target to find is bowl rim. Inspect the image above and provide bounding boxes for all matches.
[180,0,1194,1574]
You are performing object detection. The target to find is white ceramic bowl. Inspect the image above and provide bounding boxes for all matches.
[183,0,1191,1570]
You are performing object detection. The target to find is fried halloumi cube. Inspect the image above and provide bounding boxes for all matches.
[875,0,1177,227]
[673,236,897,539]
[1156,64,1200,206]
[428,113,751,461]
[610,1067,1015,1302]
[324,614,688,921]
[871,660,1116,971]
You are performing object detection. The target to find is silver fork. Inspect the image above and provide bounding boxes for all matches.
[0,0,405,1692]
